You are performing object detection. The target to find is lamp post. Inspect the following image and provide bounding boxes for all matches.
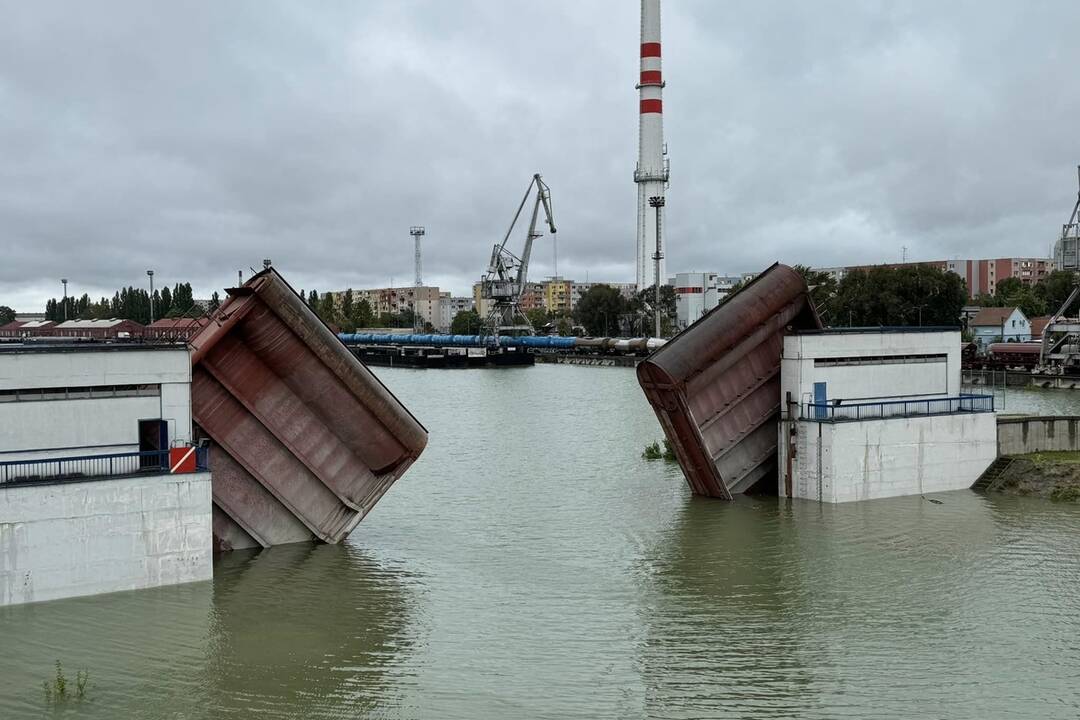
[60,278,68,321]
[648,195,666,338]
[147,270,155,324]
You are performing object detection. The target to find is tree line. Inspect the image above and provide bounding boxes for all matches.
[37,283,221,325]
[302,289,430,332]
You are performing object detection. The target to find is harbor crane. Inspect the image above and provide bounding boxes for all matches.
[481,173,556,337]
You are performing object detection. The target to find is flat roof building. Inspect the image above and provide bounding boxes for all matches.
[0,343,211,605]
[778,328,996,502]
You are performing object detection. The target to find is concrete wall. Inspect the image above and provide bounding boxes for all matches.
[997,416,1080,455]
[0,472,212,606]
[782,330,961,406]
[789,413,997,503]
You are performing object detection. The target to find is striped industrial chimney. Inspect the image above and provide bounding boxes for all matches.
[635,0,669,291]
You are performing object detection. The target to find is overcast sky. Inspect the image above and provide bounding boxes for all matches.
[2,0,1080,311]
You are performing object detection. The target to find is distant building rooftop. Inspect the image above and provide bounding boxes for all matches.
[970,307,1022,327]
[0,342,186,355]
[793,326,959,335]
[54,319,132,329]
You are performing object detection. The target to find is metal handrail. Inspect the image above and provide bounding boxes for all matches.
[801,394,995,422]
[0,447,209,486]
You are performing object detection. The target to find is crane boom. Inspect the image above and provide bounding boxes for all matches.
[480,173,557,337]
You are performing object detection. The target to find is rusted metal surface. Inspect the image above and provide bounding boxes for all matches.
[637,263,821,498]
[190,268,427,547]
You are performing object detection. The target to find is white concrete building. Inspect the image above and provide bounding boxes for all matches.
[672,272,743,329]
[777,329,996,503]
[0,343,212,605]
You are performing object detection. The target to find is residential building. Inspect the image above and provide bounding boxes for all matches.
[777,328,996,502]
[0,342,212,605]
[543,277,573,315]
[969,307,1031,347]
[331,286,444,330]
[814,258,1053,298]
[1029,316,1052,342]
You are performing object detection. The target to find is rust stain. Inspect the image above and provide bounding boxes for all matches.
[191,268,428,546]
[637,263,821,498]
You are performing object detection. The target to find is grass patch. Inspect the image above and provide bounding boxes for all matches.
[1050,484,1080,503]
[1021,451,1080,466]
[42,660,89,706]
[643,440,679,463]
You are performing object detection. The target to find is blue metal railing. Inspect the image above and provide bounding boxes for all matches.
[801,394,994,422]
[0,447,210,486]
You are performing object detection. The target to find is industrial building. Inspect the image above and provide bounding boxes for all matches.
[0,343,211,606]
[777,328,996,502]
[673,272,743,329]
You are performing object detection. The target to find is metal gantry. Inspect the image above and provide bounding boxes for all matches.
[480,173,556,338]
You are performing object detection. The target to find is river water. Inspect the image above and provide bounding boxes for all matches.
[2,366,1079,718]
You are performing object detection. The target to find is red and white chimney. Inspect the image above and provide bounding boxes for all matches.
[635,0,669,290]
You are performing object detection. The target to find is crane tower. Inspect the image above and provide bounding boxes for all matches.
[480,173,556,338]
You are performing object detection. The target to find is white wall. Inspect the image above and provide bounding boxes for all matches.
[0,347,190,391]
[0,347,192,462]
[0,472,212,605]
[0,396,160,462]
[781,330,962,406]
[789,413,997,503]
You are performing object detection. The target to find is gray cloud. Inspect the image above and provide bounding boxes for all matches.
[1,0,1078,311]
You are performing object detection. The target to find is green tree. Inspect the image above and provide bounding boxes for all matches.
[318,292,337,324]
[159,285,173,318]
[451,309,481,335]
[1034,270,1077,315]
[308,290,320,313]
[0,305,14,325]
[627,284,676,336]
[574,284,626,336]
[793,265,839,319]
[829,265,966,327]
[341,289,354,321]
[208,291,222,313]
[351,298,374,329]
[525,307,551,331]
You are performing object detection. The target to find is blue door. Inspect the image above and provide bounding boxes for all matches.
[813,382,827,419]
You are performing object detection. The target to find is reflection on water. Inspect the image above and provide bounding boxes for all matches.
[0,543,415,719]
[2,367,1080,719]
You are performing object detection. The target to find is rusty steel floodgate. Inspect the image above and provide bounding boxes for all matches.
[637,263,821,499]
[189,268,428,550]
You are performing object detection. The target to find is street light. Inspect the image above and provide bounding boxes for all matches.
[60,278,68,321]
[648,195,666,339]
[147,270,155,324]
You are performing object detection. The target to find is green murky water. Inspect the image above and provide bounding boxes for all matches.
[2,367,1079,718]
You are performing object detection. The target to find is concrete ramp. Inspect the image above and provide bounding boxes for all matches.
[190,269,427,550]
[637,264,821,498]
